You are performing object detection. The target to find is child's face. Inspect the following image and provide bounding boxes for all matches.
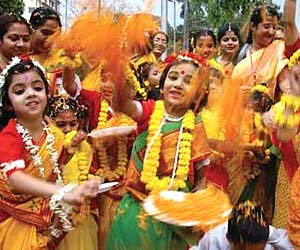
[161,62,198,115]
[8,69,47,121]
[53,109,79,134]
[100,71,115,103]
[195,35,216,59]
[148,64,161,87]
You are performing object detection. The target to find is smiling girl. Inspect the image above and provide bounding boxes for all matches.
[106,52,211,250]
[0,57,101,250]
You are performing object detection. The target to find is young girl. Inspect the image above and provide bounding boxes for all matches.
[191,29,216,60]
[133,61,162,101]
[47,95,98,250]
[0,13,31,71]
[0,57,101,250]
[106,52,211,250]
[216,22,241,76]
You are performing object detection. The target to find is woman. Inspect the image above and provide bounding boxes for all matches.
[0,57,100,249]
[216,22,241,76]
[106,52,211,250]
[29,7,81,97]
[226,4,291,223]
[0,13,31,71]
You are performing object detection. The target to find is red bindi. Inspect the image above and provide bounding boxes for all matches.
[180,70,185,75]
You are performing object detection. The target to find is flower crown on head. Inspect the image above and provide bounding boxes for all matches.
[164,51,207,67]
[0,55,46,89]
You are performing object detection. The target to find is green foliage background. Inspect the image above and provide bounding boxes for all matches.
[167,0,280,51]
[0,0,24,15]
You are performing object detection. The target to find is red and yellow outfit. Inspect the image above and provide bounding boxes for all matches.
[0,119,64,250]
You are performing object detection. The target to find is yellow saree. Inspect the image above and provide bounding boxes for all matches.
[0,122,64,250]
[58,140,98,250]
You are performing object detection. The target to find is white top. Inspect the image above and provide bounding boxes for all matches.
[190,222,294,250]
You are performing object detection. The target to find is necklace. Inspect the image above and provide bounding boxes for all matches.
[249,45,266,85]
[96,100,128,181]
[16,120,62,184]
[164,113,183,122]
[140,100,195,192]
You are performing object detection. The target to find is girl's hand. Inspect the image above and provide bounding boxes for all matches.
[262,110,277,130]
[63,179,102,205]
[71,130,87,147]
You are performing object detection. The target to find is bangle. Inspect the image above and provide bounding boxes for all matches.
[49,183,77,238]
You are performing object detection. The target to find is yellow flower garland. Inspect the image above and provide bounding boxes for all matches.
[126,64,147,100]
[62,131,90,183]
[273,101,300,129]
[251,84,269,95]
[288,48,300,69]
[95,100,128,181]
[140,100,195,192]
[62,131,91,226]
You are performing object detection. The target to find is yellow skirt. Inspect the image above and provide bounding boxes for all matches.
[0,217,48,250]
[58,215,98,250]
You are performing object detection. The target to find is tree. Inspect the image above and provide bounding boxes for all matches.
[189,0,280,30]
[0,0,24,16]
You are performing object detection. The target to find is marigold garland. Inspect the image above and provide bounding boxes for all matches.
[273,101,300,129]
[288,48,300,69]
[62,131,90,184]
[140,100,195,192]
[61,131,91,230]
[126,64,147,100]
[251,84,269,95]
[95,100,129,181]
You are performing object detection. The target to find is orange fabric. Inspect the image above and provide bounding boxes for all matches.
[232,40,288,98]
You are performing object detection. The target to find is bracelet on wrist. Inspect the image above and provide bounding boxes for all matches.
[49,183,77,238]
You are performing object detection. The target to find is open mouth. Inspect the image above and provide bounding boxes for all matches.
[169,91,182,99]
[26,101,39,107]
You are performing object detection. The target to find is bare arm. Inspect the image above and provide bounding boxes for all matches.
[284,0,298,46]
[113,81,142,121]
[62,68,78,97]
[8,171,101,204]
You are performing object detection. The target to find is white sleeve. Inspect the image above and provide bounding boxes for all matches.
[197,224,230,250]
[267,225,295,250]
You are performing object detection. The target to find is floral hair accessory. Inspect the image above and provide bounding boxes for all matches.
[0,56,46,88]
[251,84,270,95]
[164,51,207,67]
[0,56,21,89]
[0,56,47,106]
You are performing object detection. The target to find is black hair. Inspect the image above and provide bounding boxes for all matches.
[0,58,49,130]
[29,7,62,29]
[217,22,241,44]
[190,30,217,52]
[246,5,280,44]
[46,95,88,120]
[0,13,31,40]
[227,201,269,244]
